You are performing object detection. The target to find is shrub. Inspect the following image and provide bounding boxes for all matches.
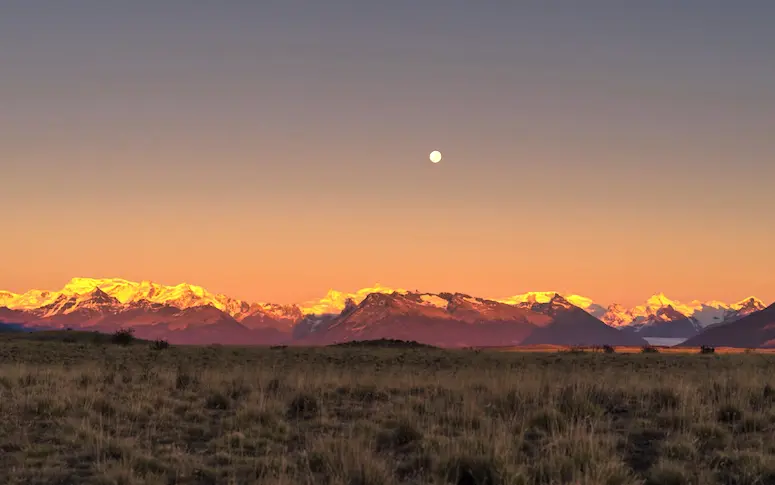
[376,421,424,452]
[265,378,282,394]
[205,391,231,410]
[287,393,320,420]
[641,345,659,354]
[700,345,715,354]
[717,404,743,424]
[649,387,681,411]
[150,339,170,350]
[645,463,691,485]
[528,409,567,434]
[443,455,504,485]
[332,338,436,349]
[603,344,616,353]
[175,370,197,390]
[111,328,135,346]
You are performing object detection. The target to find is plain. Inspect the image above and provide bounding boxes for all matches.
[2,335,775,485]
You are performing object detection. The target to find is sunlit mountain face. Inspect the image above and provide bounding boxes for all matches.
[292,291,648,348]
[597,293,766,343]
[0,278,768,347]
[679,302,775,349]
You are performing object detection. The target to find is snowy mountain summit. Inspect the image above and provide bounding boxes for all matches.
[0,278,768,345]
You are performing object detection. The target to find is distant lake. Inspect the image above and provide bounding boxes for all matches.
[643,337,687,347]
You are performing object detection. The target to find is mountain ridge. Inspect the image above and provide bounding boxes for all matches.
[293,291,648,348]
[0,278,768,344]
[678,303,775,349]
[1,277,765,320]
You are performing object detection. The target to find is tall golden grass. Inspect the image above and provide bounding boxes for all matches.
[2,338,775,484]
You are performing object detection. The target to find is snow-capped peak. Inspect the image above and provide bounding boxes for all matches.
[34,287,122,318]
[732,296,765,310]
[510,293,578,317]
[62,277,128,297]
[549,294,574,309]
[1,277,299,321]
[299,283,407,315]
[1,278,769,331]
[496,291,605,317]
[0,291,16,307]
[600,293,768,329]
[645,292,677,308]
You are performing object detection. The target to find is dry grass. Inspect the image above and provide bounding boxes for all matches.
[493,345,771,354]
[3,340,775,484]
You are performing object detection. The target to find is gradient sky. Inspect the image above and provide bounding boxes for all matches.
[2,1,774,307]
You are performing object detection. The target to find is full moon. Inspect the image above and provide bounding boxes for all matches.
[429,150,442,163]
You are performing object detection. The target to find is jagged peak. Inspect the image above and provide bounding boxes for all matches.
[1,277,771,327]
[496,291,597,311]
[299,284,407,315]
[343,297,358,311]
[549,293,572,306]
[2,277,294,320]
[79,287,120,305]
[351,290,461,312]
[734,296,765,308]
[361,291,400,304]
[655,304,689,317]
[89,287,111,297]
[645,292,676,307]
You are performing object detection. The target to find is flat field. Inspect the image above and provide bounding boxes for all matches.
[2,338,775,484]
[493,345,775,354]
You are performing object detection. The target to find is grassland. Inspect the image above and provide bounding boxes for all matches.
[3,337,775,484]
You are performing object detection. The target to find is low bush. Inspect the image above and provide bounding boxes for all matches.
[110,328,135,346]
[150,339,170,350]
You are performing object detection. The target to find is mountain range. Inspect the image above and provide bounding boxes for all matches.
[0,277,769,347]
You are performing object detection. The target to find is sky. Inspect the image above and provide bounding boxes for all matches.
[1,1,774,307]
